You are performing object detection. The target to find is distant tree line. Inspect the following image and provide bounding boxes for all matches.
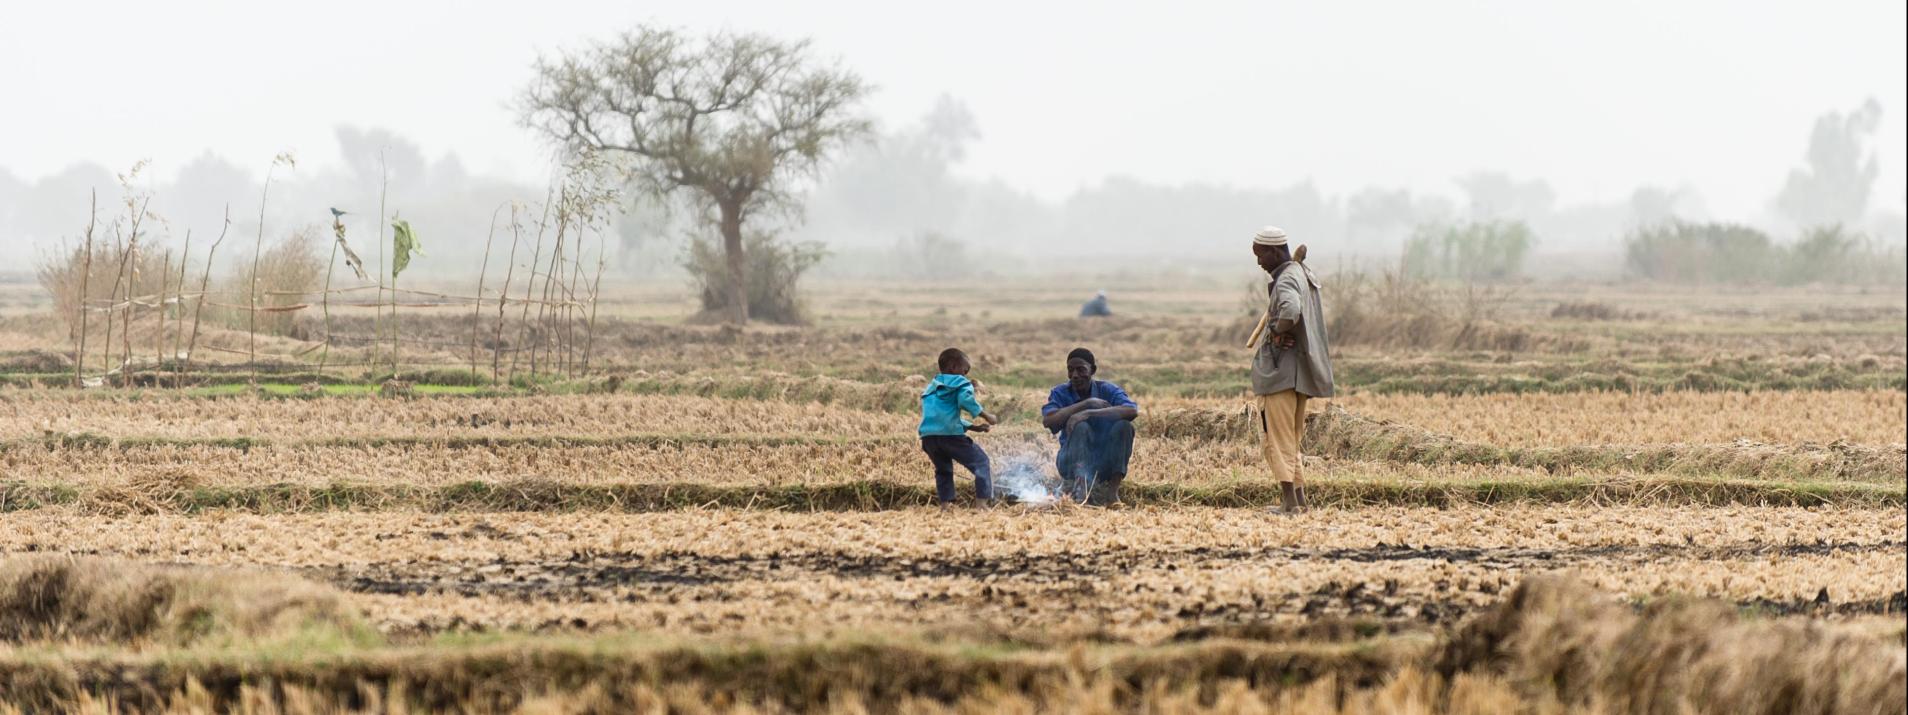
[1401,220,1536,281]
[1624,222,1904,285]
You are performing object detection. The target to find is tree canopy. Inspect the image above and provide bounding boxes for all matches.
[519,26,872,322]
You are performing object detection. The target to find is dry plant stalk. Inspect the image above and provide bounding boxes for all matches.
[582,227,609,372]
[180,206,232,379]
[493,204,523,384]
[101,193,152,387]
[72,191,96,388]
[566,223,589,375]
[172,231,192,386]
[510,182,554,383]
[318,218,344,373]
[154,250,168,383]
[530,190,569,377]
[471,203,505,378]
[375,152,389,374]
[250,153,294,383]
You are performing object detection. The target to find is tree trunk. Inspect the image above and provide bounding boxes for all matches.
[719,200,748,324]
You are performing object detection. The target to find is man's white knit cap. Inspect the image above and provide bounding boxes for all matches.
[1252,226,1288,246]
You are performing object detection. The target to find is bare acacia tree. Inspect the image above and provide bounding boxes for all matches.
[518,26,872,323]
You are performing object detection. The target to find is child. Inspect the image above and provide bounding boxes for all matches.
[919,348,999,510]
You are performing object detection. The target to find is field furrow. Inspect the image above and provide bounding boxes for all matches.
[5,507,1899,642]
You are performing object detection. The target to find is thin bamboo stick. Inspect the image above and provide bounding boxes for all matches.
[181,206,231,380]
[493,205,522,384]
[509,183,555,383]
[319,218,341,373]
[535,212,566,376]
[72,191,96,389]
[156,249,169,384]
[173,229,192,387]
[250,162,279,385]
[566,222,588,376]
[471,203,504,378]
[582,224,609,373]
[377,155,390,376]
[120,218,137,388]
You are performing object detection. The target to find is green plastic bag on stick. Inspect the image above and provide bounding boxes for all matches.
[391,219,424,278]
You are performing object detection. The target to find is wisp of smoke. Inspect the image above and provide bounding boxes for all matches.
[991,450,1059,504]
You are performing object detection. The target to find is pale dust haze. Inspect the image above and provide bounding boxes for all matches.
[1,0,1902,268]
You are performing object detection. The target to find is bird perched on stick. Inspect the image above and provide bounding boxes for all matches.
[329,207,347,219]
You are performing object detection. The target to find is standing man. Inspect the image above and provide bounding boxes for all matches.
[1249,226,1334,515]
[1041,347,1141,505]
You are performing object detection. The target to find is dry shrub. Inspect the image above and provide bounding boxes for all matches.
[379,379,415,398]
[218,227,324,336]
[80,467,203,516]
[35,239,172,339]
[684,230,826,325]
[0,349,74,373]
[1144,402,1260,441]
[1549,300,1638,321]
[1325,270,1537,352]
[1439,574,1907,715]
[0,556,364,648]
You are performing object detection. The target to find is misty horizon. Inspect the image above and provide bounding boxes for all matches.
[2,0,1904,277]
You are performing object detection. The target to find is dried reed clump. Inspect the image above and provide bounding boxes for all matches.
[1550,300,1639,321]
[1322,270,1545,352]
[35,240,173,338]
[0,349,74,373]
[217,227,324,337]
[1439,574,1907,715]
[79,467,203,516]
[0,556,365,648]
[1220,270,1551,353]
[1143,403,1259,441]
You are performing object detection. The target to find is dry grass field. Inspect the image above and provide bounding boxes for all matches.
[1337,390,1907,447]
[0,278,1902,713]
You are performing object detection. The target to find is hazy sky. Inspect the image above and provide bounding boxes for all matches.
[4,0,1903,221]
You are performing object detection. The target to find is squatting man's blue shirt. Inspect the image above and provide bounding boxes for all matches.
[1041,380,1139,448]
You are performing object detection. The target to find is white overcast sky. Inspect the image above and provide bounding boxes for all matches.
[3,0,1903,220]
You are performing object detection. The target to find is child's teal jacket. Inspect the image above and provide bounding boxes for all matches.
[918,374,985,437]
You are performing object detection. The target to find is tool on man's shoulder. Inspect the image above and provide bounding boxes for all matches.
[1245,244,1307,353]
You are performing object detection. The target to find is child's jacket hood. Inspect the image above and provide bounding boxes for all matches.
[918,373,983,437]
[922,373,973,397]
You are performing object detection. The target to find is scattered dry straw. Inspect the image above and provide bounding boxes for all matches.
[0,556,365,648]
